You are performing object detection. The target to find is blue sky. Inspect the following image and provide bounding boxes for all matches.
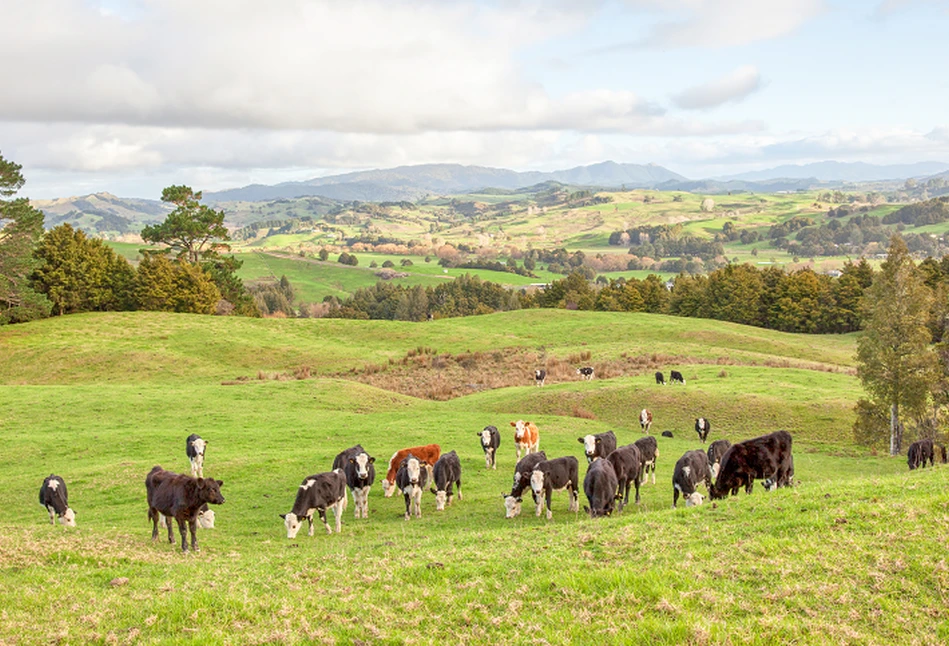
[0,0,947,198]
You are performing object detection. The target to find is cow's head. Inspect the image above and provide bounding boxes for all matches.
[404,457,422,487]
[640,410,649,424]
[529,469,545,495]
[198,478,225,505]
[61,507,76,527]
[382,479,396,497]
[584,504,613,518]
[191,438,207,457]
[502,494,522,518]
[435,490,449,511]
[350,453,375,480]
[197,508,215,529]
[534,370,544,379]
[479,429,493,448]
[511,420,530,440]
[280,512,308,539]
[685,492,704,507]
[579,435,600,462]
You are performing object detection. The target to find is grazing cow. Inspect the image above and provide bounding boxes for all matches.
[502,451,547,518]
[431,450,462,511]
[511,420,540,460]
[655,371,665,385]
[578,430,617,463]
[160,503,215,531]
[634,436,659,485]
[396,455,429,520]
[332,444,366,471]
[907,438,935,470]
[669,370,685,384]
[695,418,711,444]
[478,425,501,470]
[584,459,619,518]
[186,433,207,478]
[661,431,673,438]
[577,367,595,381]
[673,450,712,508]
[607,444,642,509]
[381,444,440,497]
[280,470,347,538]
[530,456,580,520]
[344,450,376,519]
[146,466,225,552]
[710,431,793,499]
[706,439,732,480]
[39,475,76,527]
[639,409,653,434]
[534,369,547,386]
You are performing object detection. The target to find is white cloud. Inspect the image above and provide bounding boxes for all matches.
[671,65,763,110]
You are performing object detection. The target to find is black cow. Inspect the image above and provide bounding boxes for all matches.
[503,451,547,518]
[634,435,659,485]
[673,450,712,508]
[333,444,366,471]
[431,450,462,511]
[39,474,76,527]
[396,454,430,520]
[530,456,580,520]
[534,369,547,386]
[907,438,935,470]
[343,449,375,519]
[583,459,619,518]
[655,371,665,385]
[147,466,225,552]
[706,439,731,480]
[661,431,673,438]
[607,444,642,509]
[578,430,617,463]
[939,444,948,464]
[710,431,793,499]
[577,367,595,381]
[186,433,207,478]
[478,425,501,470]
[281,470,347,537]
[670,370,685,384]
[694,418,711,443]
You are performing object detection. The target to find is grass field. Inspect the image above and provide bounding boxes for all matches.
[2,310,947,644]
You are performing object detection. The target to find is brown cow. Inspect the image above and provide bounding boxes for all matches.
[146,466,224,552]
[511,420,540,460]
[381,444,440,497]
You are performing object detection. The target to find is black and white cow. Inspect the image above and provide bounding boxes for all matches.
[583,459,619,518]
[577,430,617,463]
[634,435,659,485]
[655,371,665,385]
[907,438,935,470]
[639,409,653,434]
[694,417,711,443]
[478,425,501,470]
[39,474,76,527]
[431,450,462,511]
[530,456,580,520]
[607,444,642,509]
[186,433,207,478]
[673,450,712,508]
[280,470,347,537]
[669,370,685,384]
[706,439,731,480]
[710,430,793,499]
[577,367,595,381]
[502,451,547,518]
[534,369,547,386]
[344,450,376,519]
[396,454,430,520]
[332,444,366,471]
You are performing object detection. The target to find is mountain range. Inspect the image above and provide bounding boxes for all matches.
[718,161,949,183]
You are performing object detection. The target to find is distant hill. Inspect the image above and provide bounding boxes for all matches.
[720,161,949,183]
[31,193,171,235]
[203,161,687,203]
[657,178,821,193]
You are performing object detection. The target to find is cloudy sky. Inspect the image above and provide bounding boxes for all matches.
[2,0,948,198]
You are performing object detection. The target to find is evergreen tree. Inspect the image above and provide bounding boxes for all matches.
[135,253,220,314]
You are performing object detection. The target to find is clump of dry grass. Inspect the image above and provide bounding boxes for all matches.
[572,406,596,420]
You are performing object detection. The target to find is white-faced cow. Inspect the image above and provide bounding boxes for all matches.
[40,475,76,527]
[694,417,711,444]
[706,439,731,480]
[281,470,347,538]
[511,420,540,460]
[907,438,935,470]
[673,450,712,508]
[710,431,793,499]
[669,370,685,384]
[634,435,659,485]
[431,450,462,511]
[502,451,547,518]
[186,433,207,478]
[639,409,653,434]
[382,444,440,497]
[332,444,366,471]
[396,454,430,520]
[607,444,643,509]
[146,466,225,552]
[344,450,376,519]
[577,367,594,381]
[655,371,665,385]
[534,369,547,386]
[583,459,619,518]
[478,425,501,470]
[578,430,616,463]
[530,456,580,520]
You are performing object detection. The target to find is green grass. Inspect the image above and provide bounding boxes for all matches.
[2,310,946,644]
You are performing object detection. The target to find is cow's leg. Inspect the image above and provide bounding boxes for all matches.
[403,492,411,520]
[306,514,314,536]
[333,499,343,533]
[651,464,656,486]
[516,446,522,461]
[415,487,423,518]
[318,508,331,534]
[149,508,159,540]
[545,490,553,520]
[673,487,679,508]
[456,478,462,501]
[535,493,544,517]
[351,488,359,518]
[176,518,189,552]
[189,517,199,552]
[47,506,55,524]
[633,476,641,504]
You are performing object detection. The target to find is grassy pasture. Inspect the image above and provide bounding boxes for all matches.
[1,311,947,644]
